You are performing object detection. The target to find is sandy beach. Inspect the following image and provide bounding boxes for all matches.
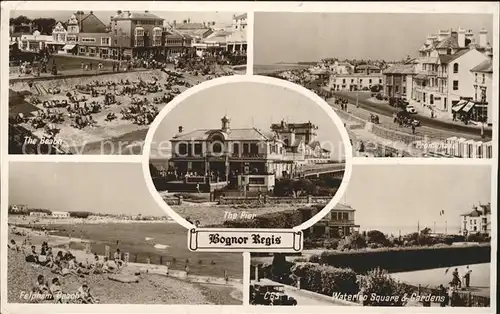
[7,223,243,304]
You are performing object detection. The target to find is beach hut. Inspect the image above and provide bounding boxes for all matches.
[446,137,458,156]
[483,141,493,159]
[456,138,467,158]
[472,141,483,159]
[464,140,475,158]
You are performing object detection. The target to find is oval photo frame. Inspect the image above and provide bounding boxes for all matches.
[142,75,353,233]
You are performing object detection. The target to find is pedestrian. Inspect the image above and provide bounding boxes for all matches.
[438,284,448,307]
[452,268,461,288]
[89,62,93,70]
[185,264,190,277]
[196,183,201,193]
[411,124,415,134]
[452,112,456,121]
[463,265,471,288]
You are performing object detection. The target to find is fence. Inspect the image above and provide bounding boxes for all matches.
[413,284,490,307]
[219,195,332,205]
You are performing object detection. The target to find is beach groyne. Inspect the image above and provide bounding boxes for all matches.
[315,244,491,274]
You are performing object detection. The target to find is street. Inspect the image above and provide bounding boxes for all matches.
[332,92,491,140]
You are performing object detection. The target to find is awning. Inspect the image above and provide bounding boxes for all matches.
[62,44,76,50]
[462,101,475,113]
[452,100,467,112]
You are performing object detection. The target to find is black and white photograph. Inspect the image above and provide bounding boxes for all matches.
[254,12,494,158]
[250,165,492,307]
[7,162,243,304]
[8,10,247,155]
[147,79,349,228]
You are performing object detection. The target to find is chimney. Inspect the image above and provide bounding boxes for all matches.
[145,10,149,13]
[465,29,474,46]
[458,27,466,48]
[479,28,488,47]
[425,34,433,45]
[438,29,450,42]
[178,126,183,133]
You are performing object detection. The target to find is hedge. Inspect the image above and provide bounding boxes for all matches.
[290,262,359,296]
[222,209,304,229]
[316,244,491,273]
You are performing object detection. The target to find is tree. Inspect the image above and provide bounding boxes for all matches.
[32,18,56,35]
[11,15,32,26]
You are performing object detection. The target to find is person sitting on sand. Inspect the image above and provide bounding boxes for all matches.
[90,255,103,274]
[102,257,117,273]
[25,246,39,263]
[49,278,64,303]
[33,275,50,294]
[77,284,98,304]
[8,239,20,252]
[113,249,124,268]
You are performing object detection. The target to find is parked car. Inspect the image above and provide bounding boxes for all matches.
[406,105,417,114]
[251,282,298,306]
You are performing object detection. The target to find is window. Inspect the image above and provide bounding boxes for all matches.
[135,39,144,47]
[81,37,96,43]
[403,87,406,94]
[369,79,372,84]
[342,79,346,84]
[482,74,485,84]
[250,143,259,155]
[243,143,249,154]
[135,27,144,36]
[447,48,452,54]
[67,35,78,42]
[379,79,382,84]
[430,94,434,105]
[79,47,86,54]
[453,63,459,73]
[351,79,354,83]
[212,142,222,153]
[153,27,162,37]
[249,177,265,185]
[194,143,202,155]
[232,143,240,155]
[475,73,478,83]
[453,80,459,91]
[101,37,111,46]
[178,143,187,155]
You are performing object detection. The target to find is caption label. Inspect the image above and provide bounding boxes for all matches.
[188,229,303,252]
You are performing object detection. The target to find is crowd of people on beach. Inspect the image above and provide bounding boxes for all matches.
[8,237,130,304]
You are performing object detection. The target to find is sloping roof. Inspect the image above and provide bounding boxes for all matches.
[446,48,474,63]
[436,35,460,49]
[438,54,453,64]
[234,13,247,20]
[383,64,416,74]
[461,208,482,217]
[112,11,164,21]
[226,30,246,42]
[480,203,491,214]
[308,141,322,149]
[333,203,355,211]
[471,59,493,73]
[356,64,380,70]
[204,35,227,44]
[172,128,270,141]
[175,22,206,30]
[77,13,108,33]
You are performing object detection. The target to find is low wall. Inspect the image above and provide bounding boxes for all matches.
[317,244,491,273]
[371,124,422,145]
[219,195,332,205]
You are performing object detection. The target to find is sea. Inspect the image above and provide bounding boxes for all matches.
[39,222,243,278]
[254,63,311,75]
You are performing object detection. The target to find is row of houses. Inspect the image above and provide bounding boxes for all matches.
[10,11,247,60]
[383,28,493,125]
[461,203,491,236]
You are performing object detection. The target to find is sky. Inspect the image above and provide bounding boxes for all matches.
[254,13,494,65]
[12,10,238,27]
[150,81,345,160]
[9,162,164,216]
[343,165,492,235]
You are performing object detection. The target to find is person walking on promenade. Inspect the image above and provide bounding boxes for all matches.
[463,265,472,288]
[452,268,461,288]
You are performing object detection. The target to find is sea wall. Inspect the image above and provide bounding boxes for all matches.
[317,244,491,273]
